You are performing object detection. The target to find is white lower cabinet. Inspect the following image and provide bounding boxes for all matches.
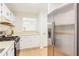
[2,53,7,56]
[3,43,14,56]
[20,35,41,49]
[6,44,14,56]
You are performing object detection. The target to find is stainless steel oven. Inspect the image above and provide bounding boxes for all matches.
[0,36,20,56]
[14,37,20,56]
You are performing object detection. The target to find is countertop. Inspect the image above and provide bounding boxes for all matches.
[12,31,41,36]
[0,41,14,56]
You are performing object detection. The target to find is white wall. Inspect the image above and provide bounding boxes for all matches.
[14,12,38,33]
[48,3,63,29]
[14,12,42,49]
[48,3,64,29]
[15,9,48,49]
[38,10,48,47]
[48,3,63,13]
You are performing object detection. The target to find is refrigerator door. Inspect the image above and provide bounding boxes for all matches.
[48,3,76,56]
[48,21,55,56]
[54,25,75,56]
[52,4,76,56]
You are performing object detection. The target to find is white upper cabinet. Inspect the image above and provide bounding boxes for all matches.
[0,3,1,22]
[0,3,16,25]
[1,3,8,18]
[0,3,1,16]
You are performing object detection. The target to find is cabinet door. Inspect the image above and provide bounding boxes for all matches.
[29,35,40,48]
[2,53,7,56]
[20,36,29,49]
[5,7,10,20]
[0,3,15,24]
[10,13,14,23]
[13,16,16,25]
[1,3,6,17]
[0,3,1,22]
[6,44,14,56]
[1,4,11,22]
[20,35,40,49]
[0,3,1,16]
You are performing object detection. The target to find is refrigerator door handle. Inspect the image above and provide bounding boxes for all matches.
[51,21,55,46]
[51,21,55,56]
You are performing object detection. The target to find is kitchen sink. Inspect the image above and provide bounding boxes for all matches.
[0,48,5,53]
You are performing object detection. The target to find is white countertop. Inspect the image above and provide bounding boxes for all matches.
[0,41,14,56]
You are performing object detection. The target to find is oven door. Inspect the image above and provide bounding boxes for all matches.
[15,40,20,56]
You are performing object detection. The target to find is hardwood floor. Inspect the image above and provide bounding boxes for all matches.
[48,46,65,56]
[16,46,65,56]
[16,47,47,56]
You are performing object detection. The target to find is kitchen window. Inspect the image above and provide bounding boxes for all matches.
[22,17,37,31]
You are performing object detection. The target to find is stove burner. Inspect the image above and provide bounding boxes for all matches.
[0,36,20,42]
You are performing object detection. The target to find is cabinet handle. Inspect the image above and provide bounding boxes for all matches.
[51,22,55,46]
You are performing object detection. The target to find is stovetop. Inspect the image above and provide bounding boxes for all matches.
[0,36,20,42]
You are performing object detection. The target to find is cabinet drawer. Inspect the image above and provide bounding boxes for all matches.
[20,35,41,49]
[6,44,14,56]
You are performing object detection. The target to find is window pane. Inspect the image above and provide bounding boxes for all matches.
[22,17,37,31]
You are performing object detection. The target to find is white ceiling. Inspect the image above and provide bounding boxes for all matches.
[5,3,48,15]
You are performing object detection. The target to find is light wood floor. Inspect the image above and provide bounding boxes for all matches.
[16,46,65,56]
[48,46,65,56]
[16,47,47,56]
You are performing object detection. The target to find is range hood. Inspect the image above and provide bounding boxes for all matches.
[0,16,14,27]
[0,22,14,27]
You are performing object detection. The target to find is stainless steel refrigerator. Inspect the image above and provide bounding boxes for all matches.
[48,3,79,56]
